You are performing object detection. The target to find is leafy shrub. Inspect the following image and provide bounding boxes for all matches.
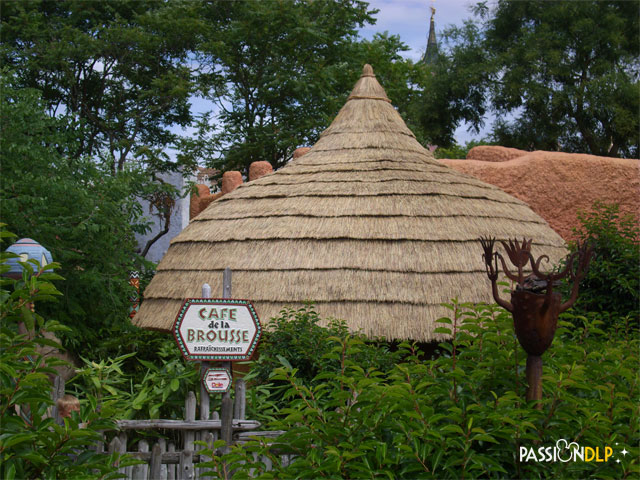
[565,201,639,320]
[202,301,638,479]
[247,304,399,414]
[434,139,493,159]
[0,230,132,479]
[69,339,200,421]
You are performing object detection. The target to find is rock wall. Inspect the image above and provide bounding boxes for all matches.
[441,148,639,241]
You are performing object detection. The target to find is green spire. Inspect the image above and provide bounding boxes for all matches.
[422,6,438,64]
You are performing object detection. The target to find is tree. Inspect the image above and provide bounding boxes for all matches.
[188,0,418,174]
[415,0,639,156]
[1,0,202,253]
[0,73,144,355]
[413,20,490,147]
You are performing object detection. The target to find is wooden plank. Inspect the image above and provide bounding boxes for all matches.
[197,283,213,480]
[234,431,285,440]
[179,450,194,480]
[221,394,233,452]
[234,379,246,420]
[167,443,176,480]
[184,391,196,478]
[132,440,149,480]
[108,436,121,456]
[199,284,212,449]
[123,452,205,464]
[203,432,215,452]
[118,432,129,478]
[158,439,167,480]
[210,412,219,442]
[115,419,260,431]
[222,268,232,298]
[150,442,163,480]
[51,375,64,424]
[262,455,273,472]
[221,268,234,453]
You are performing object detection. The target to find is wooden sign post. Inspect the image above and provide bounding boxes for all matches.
[172,268,262,451]
[220,268,233,449]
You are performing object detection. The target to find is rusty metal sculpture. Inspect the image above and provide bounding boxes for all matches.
[480,237,593,408]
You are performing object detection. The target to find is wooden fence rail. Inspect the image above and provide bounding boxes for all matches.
[101,381,285,479]
[51,375,285,479]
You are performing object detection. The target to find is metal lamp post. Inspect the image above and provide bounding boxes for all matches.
[479,237,593,408]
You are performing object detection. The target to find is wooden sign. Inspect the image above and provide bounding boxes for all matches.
[202,367,232,394]
[173,298,261,361]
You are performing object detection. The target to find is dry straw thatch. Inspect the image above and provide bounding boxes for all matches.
[135,64,567,341]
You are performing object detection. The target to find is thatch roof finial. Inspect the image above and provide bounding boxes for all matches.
[362,64,375,77]
[348,64,391,103]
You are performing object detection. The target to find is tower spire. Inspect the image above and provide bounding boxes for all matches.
[423,5,438,64]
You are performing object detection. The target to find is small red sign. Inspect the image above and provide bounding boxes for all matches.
[202,367,232,394]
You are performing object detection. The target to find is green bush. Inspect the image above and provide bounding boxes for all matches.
[0,230,133,479]
[565,201,639,320]
[246,304,399,415]
[201,301,638,479]
[434,139,493,159]
[69,339,200,422]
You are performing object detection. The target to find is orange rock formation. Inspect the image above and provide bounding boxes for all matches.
[441,148,639,242]
[467,145,527,162]
[221,171,243,194]
[190,184,221,220]
[190,161,277,219]
[249,161,274,181]
[294,147,311,158]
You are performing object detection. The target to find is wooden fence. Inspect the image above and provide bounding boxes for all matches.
[52,377,285,480]
[51,277,287,479]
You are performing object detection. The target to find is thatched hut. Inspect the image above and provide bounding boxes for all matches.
[134,65,566,341]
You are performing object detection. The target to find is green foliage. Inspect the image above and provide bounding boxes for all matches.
[247,304,398,414]
[1,0,202,359]
[565,202,639,320]
[434,139,494,159]
[186,0,422,174]
[420,1,639,156]
[484,1,639,157]
[70,339,200,421]
[202,302,638,479]
[0,72,146,356]
[0,231,133,479]
[414,20,491,148]
[1,0,197,169]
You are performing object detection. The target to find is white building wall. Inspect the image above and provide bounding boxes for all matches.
[135,170,194,264]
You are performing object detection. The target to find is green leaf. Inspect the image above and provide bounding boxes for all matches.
[170,378,180,392]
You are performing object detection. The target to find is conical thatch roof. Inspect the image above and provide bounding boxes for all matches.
[134,64,567,341]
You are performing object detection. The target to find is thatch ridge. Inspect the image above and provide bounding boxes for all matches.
[134,64,566,340]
